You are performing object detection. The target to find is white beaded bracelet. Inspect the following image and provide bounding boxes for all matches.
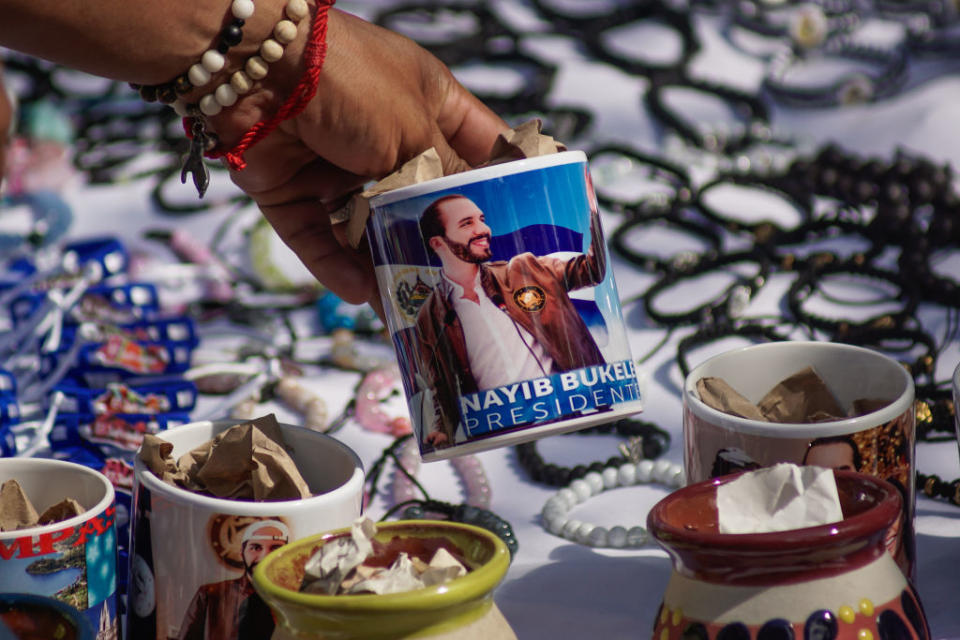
[173,0,310,117]
[540,458,685,549]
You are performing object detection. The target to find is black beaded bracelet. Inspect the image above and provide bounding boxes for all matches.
[582,4,699,78]
[917,471,960,507]
[913,386,957,441]
[763,37,909,108]
[373,2,518,67]
[641,249,771,327]
[131,3,251,105]
[587,144,694,215]
[835,325,939,384]
[447,51,557,118]
[675,319,795,379]
[514,418,671,487]
[384,498,519,557]
[644,72,772,155]
[611,209,723,274]
[786,260,919,337]
[694,171,813,239]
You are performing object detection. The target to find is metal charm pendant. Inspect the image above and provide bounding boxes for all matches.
[181,119,211,198]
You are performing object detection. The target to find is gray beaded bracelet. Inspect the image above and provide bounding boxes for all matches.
[540,458,685,548]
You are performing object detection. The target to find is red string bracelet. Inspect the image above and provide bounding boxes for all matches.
[186,0,335,171]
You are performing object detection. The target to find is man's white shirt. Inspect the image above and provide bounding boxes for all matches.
[441,270,553,390]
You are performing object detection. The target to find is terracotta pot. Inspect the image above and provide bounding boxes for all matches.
[647,470,930,640]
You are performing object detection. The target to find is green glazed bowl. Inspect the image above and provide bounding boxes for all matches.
[252,520,512,640]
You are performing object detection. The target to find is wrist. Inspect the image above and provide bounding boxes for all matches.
[198,2,315,152]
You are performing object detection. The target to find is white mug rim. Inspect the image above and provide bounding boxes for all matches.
[0,458,115,539]
[369,150,588,208]
[684,341,915,439]
[133,420,364,514]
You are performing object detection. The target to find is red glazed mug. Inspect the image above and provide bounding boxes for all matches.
[647,470,930,640]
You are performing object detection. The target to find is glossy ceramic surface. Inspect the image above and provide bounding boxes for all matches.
[0,458,119,638]
[253,520,513,640]
[682,341,916,578]
[0,593,97,640]
[125,419,364,640]
[648,471,930,640]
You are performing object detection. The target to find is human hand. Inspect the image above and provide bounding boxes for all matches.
[209,7,508,309]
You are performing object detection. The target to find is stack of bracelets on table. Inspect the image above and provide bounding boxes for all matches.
[515,418,671,487]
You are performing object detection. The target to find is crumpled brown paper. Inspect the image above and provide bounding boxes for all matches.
[301,517,469,596]
[0,479,86,532]
[37,498,86,525]
[699,366,889,423]
[0,479,40,531]
[344,119,566,249]
[139,414,312,501]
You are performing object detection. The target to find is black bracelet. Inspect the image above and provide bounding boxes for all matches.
[917,471,960,507]
[675,319,795,379]
[514,418,671,487]
[899,233,960,310]
[582,4,699,78]
[694,171,813,239]
[641,249,771,327]
[644,71,772,155]
[786,259,919,337]
[611,208,723,273]
[447,51,557,117]
[384,498,519,557]
[759,217,885,272]
[834,325,939,384]
[913,385,957,441]
[587,144,694,215]
[373,2,518,67]
[763,37,909,108]
[528,0,656,35]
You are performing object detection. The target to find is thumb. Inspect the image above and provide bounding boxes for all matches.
[430,130,473,176]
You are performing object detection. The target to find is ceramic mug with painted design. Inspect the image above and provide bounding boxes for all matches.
[125,419,364,640]
[0,458,119,638]
[682,341,916,577]
[367,151,643,462]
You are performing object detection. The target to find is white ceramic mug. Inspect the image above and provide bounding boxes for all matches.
[683,341,916,578]
[0,458,119,638]
[125,419,364,640]
[367,150,643,462]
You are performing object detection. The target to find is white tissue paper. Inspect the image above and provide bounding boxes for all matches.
[717,463,843,534]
